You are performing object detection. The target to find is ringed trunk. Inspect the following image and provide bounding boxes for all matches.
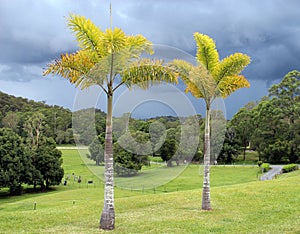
[100,94,115,230]
[202,106,211,210]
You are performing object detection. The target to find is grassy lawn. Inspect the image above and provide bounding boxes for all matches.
[236,150,259,164]
[0,149,299,233]
[69,149,259,191]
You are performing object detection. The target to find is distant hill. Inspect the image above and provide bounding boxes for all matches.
[0,91,74,143]
[0,91,69,115]
[0,91,107,145]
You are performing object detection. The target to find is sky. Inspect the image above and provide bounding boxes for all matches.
[0,0,300,119]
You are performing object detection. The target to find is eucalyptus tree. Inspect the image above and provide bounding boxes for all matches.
[44,14,177,230]
[171,33,250,210]
[251,71,300,163]
[269,70,300,163]
[2,111,20,133]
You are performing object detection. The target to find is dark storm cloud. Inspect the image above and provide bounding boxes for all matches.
[1,0,300,82]
[115,0,300,81]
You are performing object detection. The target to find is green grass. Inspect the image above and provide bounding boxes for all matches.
[236,150,259,164]
[71,149,259,191]
[0,149,299,233]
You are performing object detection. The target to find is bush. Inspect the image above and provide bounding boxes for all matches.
[260,163,270,172]
[282,164,299,173]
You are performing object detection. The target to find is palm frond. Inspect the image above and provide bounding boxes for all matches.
[67,14,104,56]
[101,28,127,54]
[194,33,219,72]
[217,75,250,98]
[187,66,216,100]
[170,59,193,82]
[214,53,250,82]
[43,50,101,89]
[126,34,153,57]
[121,58,178,89]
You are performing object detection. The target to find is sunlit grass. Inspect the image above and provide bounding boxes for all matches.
[65,149,259,191]
[0,174,298,233]
[236,150,259,164]
[0,149,298,233]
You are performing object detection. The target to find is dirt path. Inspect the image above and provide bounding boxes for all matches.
[260,165,283,181]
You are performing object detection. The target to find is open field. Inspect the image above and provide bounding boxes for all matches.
[66,149,260,191]
[0,149,299,233]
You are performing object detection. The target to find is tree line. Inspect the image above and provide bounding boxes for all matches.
[231,70,300,164]
[86,71,300,170]
[1,69,298,195]
[0,91,74,144]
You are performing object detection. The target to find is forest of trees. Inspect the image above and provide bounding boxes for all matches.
[0,70,299,185]
[231,70,300,164]
[0,91,74,144]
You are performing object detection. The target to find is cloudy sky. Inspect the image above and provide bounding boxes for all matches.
[0,0,300,118]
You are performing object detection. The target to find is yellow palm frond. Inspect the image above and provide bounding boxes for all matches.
[43,50,99,88]
[100,28,128,55]
[188,66,216,100]
[126,35,153,56]
[170,59,216,100]
[170,59,193,82]
[217,75,250,98]
[67,14,104,56]
[214,53,250,82]
[121,59,178,89]
[194,33,219,72]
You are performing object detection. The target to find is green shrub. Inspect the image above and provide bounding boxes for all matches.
[260,163,270,172]
[257,161,263,167]
[282,164,299,173]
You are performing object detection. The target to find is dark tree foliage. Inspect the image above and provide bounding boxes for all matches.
[232,70,300,164]
[160,138,178,167]
[159,128,179,167]
[29,137,64,190]
[88,133,105,165]
[0,128,34,195]
[72,108,106,145]
[230,104,255,161]
[114,143,148,177]
[88,130,150,176]
[217,128,241,164]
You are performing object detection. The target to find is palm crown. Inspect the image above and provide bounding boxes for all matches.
[172,33,250,105]
[44,14,177,91]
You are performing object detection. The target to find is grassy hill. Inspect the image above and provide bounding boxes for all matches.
[0,149,299,233]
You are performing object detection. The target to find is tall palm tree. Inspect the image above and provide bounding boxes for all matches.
[171,33,250,210]
[44,14,177,230]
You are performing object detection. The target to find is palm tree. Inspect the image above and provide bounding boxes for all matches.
[44,14,177,230]
[171,33,250,210]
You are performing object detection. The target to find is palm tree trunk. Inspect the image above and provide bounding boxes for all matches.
[100,94,115,230]
[202,105,211,210]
